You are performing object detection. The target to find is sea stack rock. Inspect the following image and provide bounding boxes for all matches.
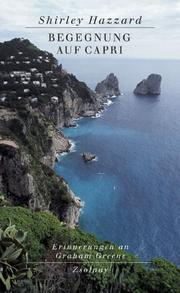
[95,73,120,97]
[82,152,96,162]
[134,74,162,95]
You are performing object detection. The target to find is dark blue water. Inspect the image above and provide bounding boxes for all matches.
[55,59,180,264]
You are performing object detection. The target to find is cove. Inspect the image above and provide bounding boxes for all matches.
[55,58,180,265]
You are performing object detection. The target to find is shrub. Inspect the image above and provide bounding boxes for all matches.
[0,221,32,292]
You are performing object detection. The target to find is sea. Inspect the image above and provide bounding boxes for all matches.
[55,58,180,264]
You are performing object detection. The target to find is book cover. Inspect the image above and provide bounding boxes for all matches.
[0,0,179,292]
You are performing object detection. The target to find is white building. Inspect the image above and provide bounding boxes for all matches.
[30,97,38,103]
[45,71,53,75]
[0,96,6,102]
[33,81,40,86]
[35,73,43,78]
[41,83,47,88]
[51,96,59,103]
[26,73,31,77]
[24,89,30,93]
[30,68,38,73]
[12,71,27,77]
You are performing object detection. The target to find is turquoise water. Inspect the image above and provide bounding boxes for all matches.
[55,59,180,264]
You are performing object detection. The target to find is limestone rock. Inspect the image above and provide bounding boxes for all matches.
[58,181,82,228]
[134,74,162,95]
[82,152,96,162]
[95,73,120,97]
[0,107,81,226]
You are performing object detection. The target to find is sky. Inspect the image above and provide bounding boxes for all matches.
[0,0,180,59]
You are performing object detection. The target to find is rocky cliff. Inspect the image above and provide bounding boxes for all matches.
[0,38,119,227]
[134,74,162,95]
[0,38,102,226]
[95,73,120,98]
[0,38,101,128]
[0,106,81,227]
[38,74,99,127]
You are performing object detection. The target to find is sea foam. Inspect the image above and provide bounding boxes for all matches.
[104,99,113,106]
[69,139,77,152]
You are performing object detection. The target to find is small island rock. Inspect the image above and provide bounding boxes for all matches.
[134,74,162,95]
[95,73,120,97]
[82,152,96,162]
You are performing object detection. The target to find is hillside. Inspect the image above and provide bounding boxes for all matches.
[0,38,100,127]
[0,38,99,226]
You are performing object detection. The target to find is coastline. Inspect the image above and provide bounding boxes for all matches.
[57,94,120,161]
[0,36,179,290]
[54,94,120,228]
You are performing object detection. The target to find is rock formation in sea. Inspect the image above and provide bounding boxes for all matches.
[95,73,121,98]
[134,74,162,95]
[82,152,96,162]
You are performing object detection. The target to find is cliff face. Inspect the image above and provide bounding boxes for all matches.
[0,38,101,226]
[95,73,121,98]
[0,106,69,168]
[0,106,81,226]
[39,75,99,127]
[0,38,119,227]
[134,74,162,95]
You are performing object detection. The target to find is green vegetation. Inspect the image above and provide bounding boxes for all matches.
[0,207,62,261]
[7,108,52,159]
[0,207,179,292]
[0,220,32,292]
